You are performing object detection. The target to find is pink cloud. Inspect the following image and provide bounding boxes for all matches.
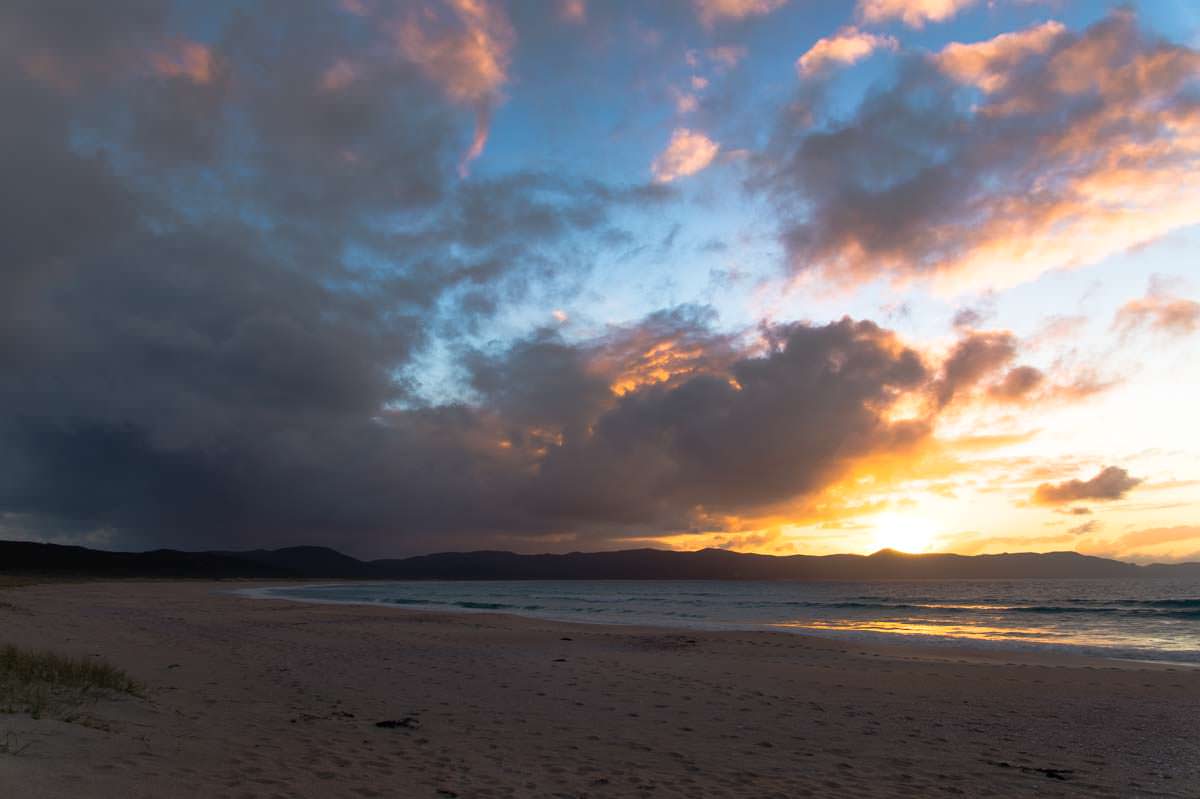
[558,0,586,24]
[708,45,747,69]
[652,128,720,183]
[858,0,977,29]
[693,0,788,27]
[319,59,358,92]
[936,21,1066,92]
[797,27,897,76]
[392,0,515,176]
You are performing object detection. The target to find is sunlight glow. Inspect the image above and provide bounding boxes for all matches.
[871,512,937,553]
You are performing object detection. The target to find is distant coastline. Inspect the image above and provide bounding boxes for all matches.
[4,539,1199,581]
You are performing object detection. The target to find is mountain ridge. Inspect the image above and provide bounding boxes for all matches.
[3,540,1199,581]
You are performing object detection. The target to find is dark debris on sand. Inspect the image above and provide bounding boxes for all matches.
[375,717,420,730]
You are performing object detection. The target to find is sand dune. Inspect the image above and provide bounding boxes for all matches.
[1,581,1198,798]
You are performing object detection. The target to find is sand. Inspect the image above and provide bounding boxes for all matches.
[1,581,1198,798]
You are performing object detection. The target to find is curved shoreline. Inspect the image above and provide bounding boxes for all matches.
[239,581,1200,667]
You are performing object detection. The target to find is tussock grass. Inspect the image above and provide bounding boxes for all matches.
[0,576,47,589]
[0,644,139,719]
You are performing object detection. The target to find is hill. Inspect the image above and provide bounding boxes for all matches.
[4,540,1199,581]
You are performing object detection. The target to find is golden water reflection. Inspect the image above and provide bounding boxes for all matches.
[777,618,1063,644]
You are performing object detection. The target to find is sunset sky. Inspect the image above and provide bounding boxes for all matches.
[2,0,1198,561]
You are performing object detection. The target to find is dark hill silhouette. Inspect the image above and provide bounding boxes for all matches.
[0,540,293,578]
[212,546,368,578]
[3,540,1199,581]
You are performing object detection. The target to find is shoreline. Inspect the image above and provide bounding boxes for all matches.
[2,580,1199,797]
[239,580,1200,668]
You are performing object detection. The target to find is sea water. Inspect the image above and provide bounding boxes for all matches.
[248,578,1200,663]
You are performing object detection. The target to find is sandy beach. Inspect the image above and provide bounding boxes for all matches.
[2,581,1198,798]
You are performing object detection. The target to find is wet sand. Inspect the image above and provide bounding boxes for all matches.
[2,580,1198,798]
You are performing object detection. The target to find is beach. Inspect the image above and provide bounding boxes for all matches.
[2,581,1198,798]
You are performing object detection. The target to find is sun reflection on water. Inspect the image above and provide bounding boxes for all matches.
[776,618,1063,644]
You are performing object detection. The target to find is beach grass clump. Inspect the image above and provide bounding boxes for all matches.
[0,644,139,719]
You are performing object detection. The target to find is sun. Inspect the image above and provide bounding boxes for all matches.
[871,512,937,553]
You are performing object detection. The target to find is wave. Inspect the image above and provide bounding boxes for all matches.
[1012,605,1200,619]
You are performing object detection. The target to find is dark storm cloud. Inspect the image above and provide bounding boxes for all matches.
[4,1,1131,558]
[523,317,930,528]
[0,0,673,554]
[0,0,169,90]
[1033,467,1143,506]
[933,331,1017,407]
[754,10,1200,288]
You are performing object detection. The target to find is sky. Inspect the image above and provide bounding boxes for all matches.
[2,0,1198,562]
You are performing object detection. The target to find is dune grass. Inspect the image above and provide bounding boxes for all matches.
[0,576,47,589]
[0,644,139,720]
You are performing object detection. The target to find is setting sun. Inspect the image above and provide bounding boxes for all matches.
[871,512,937,554]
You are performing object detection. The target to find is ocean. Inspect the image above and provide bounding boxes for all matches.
[248,578,1200,663]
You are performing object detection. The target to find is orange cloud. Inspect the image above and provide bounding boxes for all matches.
[1112,525,1200,551]
[607,340,714,396]
[587,315,741,397]
[1078,525,1200,562]
[857,0,976,28]
[693,0,788,26]
[150,41,214,84]
[651,128,720,183]
[945,531,1079,555]
[797,27,897,76]
[1114,278,1200,337]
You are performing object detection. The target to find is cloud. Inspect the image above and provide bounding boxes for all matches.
[1079,525,1200,562]
[1114,276,1200,337]
[524,316,930,526]
[1108,525,1200,553]
[1068,519,1101,536]
[797,27,897,76]
[933,330,1018,406]
[672,87,700,114]
[1,0,1188,560]
[389,0,515,175]
[757,11,1200,291]
[693,0,788,26]
[3,225,943,556]
[0,0,676,555]
[951,306,991,329]
[0,0,169,92]
[1032,466,1143,505]
[987,365,1045,402]
[708,45,747,69]
[946,531,1078,555]
[857,0,977,29]
[932,328,1113,407]
[652,128,720,183]
[934,21,1066,92]
[149,40,215,84]
[558,0,586,24]
[391,0,512,106]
